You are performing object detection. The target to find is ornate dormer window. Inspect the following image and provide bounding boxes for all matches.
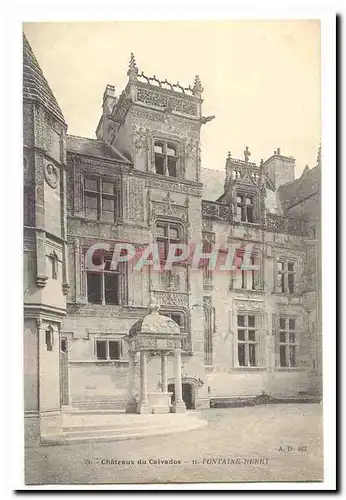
[235,194,255,223]
[154,140,178,177]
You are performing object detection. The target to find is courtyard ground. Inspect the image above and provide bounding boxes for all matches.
[25,403,323,485]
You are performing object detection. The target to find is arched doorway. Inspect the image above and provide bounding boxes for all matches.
[168,380,196,409]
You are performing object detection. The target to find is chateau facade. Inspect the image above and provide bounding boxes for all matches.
[23,35,321,442]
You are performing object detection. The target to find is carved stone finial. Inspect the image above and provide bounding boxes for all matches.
[192,75,204,96]
[244,146,251,165]
[226,150,232,165]
[149,304,160,314]
[127,52,138,79]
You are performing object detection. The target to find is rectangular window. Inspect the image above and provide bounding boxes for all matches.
[156,221,181,262]
[45,329,53,352]
[235,193,256,223]
[154,140,178,177]
[86,254,126,305]
[96,339,122,360]
[236,314,259,367]
[277,261,296,294]
[233,254,258,290]
[84,177,118,222]
[279,317,298,367]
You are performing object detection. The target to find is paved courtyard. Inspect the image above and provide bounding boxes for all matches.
[25,404,323,485]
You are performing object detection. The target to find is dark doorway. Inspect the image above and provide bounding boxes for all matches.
[168,382,195,410]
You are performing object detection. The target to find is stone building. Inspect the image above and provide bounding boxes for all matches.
[23,34,321,443]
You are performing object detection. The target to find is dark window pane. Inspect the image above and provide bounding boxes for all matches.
[237,329,245,341]
[241,270,245,288]
[289,319,296,330]
[171,314,183,329]
[85,178,98,191]
[289,332,296,344]
[278,261,284,271]
[92,254,102,267]
[248,329,256,342]
[248,316,255,328]
[102,198,114,212]
[237,315,245,326]
[45,330,53,351]
[109,341,121,360]
[238,343,246,366]
[289,346,297,366]
[249,344,256,366]
[85,195,98,220]
[167,157,177,177]
[104,274,119,305]
[280,331,286,343]
[61,339,67,353]
[279,272,285,292]
[288,262,295,272]
[96,340,107,360]
[280,345,287,367]
[279,318,286,330]
[288,274,295,293]
[155,155,165,175]
[87,273,102,304]
[246,206,254,223]
[102,182,114,194]
[86,195,98,208]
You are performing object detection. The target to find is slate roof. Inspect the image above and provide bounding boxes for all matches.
[278,166,320,211]
[23,33,66,125]
[66,135,131,163]
[201,168,225,200]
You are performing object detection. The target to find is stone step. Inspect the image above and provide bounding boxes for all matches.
[62,412,198,428]
[42,414,207,445]
[62,419,205,438]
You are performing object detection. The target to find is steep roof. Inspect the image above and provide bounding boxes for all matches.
[278,165,320,211]
[23,33,66,125]
[66,135,131,163]
[201,168,225,200]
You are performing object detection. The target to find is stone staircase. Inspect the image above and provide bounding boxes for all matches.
[41,410,208,445]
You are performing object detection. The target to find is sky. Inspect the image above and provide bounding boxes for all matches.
[23,21,321,177]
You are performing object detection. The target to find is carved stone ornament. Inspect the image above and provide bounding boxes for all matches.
[44,163,59,189]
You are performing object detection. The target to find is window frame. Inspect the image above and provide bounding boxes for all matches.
[86,252,127,306]
[94,338,124,361]
[234,312,263,368]
[277,260,297,294]
[278,316,299,368]
[154,139,179,178]
[84,176,118,222]
[234,190,258,223]
[155,220,182,262]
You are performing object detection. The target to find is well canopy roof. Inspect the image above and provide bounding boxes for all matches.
[129,307,181,337]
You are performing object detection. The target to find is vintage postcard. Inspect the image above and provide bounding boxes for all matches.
[21,19,329,487]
